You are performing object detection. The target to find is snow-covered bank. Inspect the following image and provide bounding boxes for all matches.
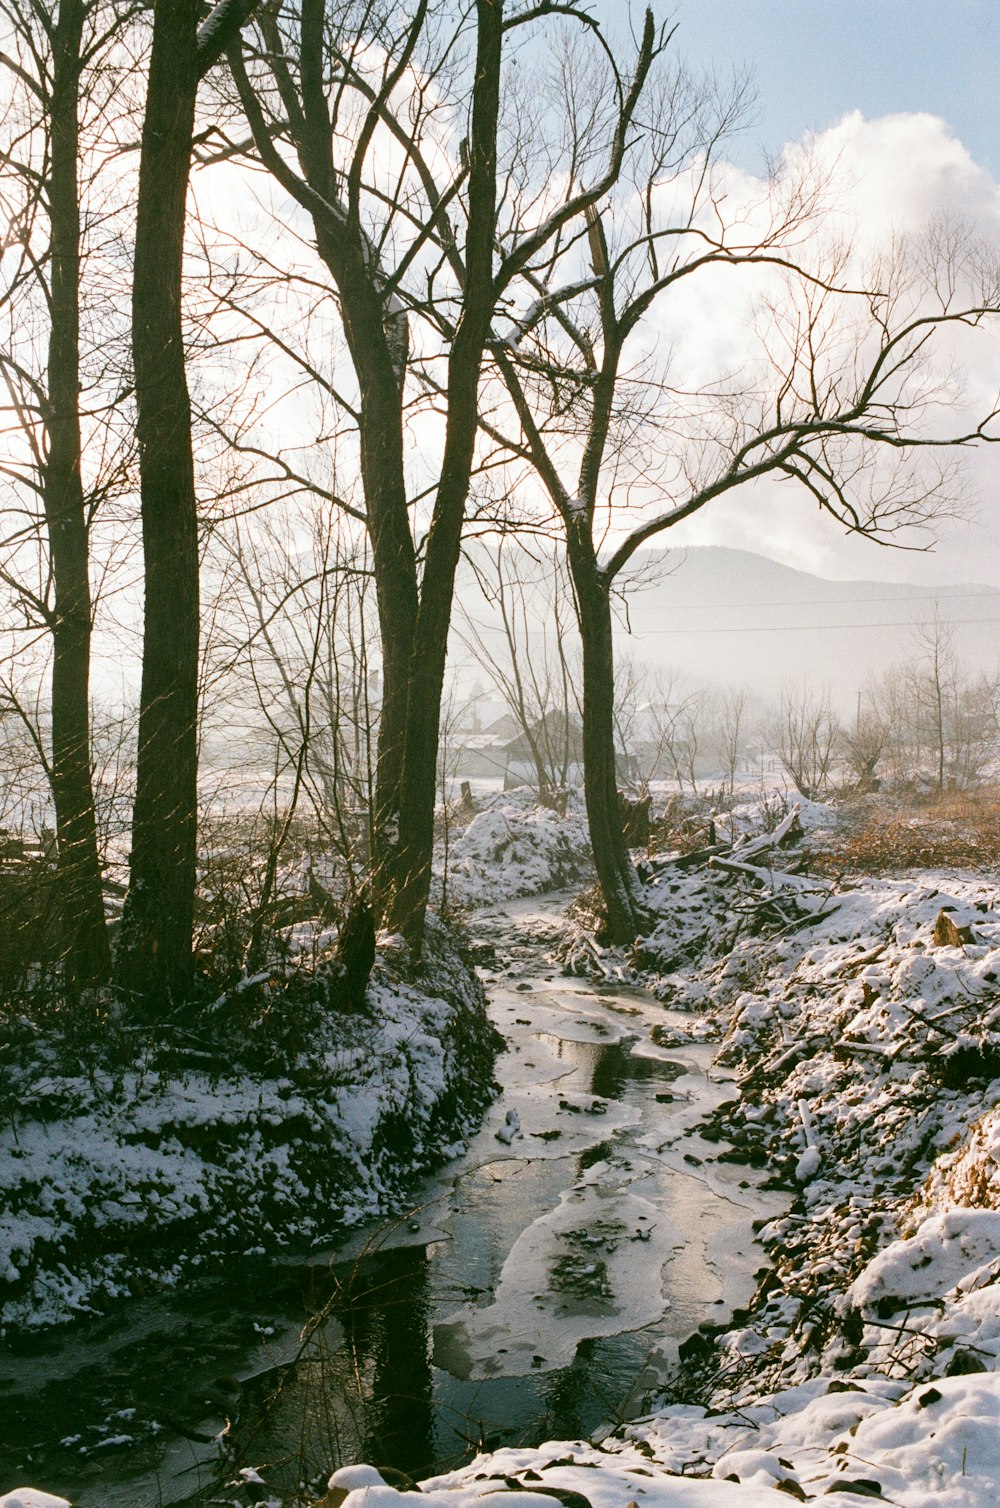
[313,796,1000,1507]
[603,821,1000,1503]
[0,921,501,1334]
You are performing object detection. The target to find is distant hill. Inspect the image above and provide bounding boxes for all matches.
[615,547,1000,704]
[452,544,1000,711]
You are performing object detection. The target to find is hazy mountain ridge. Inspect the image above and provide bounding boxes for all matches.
[614,546,1000,703]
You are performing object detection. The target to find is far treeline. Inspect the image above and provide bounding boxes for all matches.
[1,0,998,1009]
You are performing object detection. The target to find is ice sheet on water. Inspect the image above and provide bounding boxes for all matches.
[433,1177,680,1378]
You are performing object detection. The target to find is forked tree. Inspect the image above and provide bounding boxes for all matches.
[224,0,660,949]
[489,41,1000,941]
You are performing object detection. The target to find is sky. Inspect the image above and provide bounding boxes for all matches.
[584,1,1000,590]
[672,0,999,178]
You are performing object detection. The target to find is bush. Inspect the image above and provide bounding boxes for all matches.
[814,790,1000,875]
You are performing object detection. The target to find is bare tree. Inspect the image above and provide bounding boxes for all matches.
[458,540,581,803]
[912,615,955,795]
[223,0,498,945]
[669,689,708,793]
[489,32,1000,940]
[842,691,888,792]
[620,663,712,794]
[768,682,840,798]
[900,616,998,792]
[867,665,915,788]
[117,0,262,1006]
[715,687,749,797]
[222,0,659,951]
[210,503,379,883]
[0,0,141,989]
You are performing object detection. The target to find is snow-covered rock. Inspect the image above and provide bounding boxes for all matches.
[0,1492,72,1508]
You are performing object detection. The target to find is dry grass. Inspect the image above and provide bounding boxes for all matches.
[815,789,1000,875]
[648,792,718,856]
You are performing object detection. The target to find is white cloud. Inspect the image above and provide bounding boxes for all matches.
[798,110,1000,243]
[633,112,1000,586]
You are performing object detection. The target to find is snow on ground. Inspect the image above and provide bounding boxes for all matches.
[0,922,500,1333]
[437,787,592,908]
[9,789,1000,1504]
[309,793,1000,1508]
[0,1491,73,1508]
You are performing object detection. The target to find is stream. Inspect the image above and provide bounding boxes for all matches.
[0,897,787,1506]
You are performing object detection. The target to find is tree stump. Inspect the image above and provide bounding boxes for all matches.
[337,895,376,1010]
[619,791,652,847]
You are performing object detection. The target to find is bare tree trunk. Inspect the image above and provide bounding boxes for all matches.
[117,0,203,1006]
[44,0,111,991]
[567,530,645,944]
[385,0,503,947]
[280,0,419,913]
[322,237,417,911]
[931,640,947,794]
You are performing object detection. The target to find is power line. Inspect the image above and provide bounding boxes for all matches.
[623,587,999,612]
[627,615,1000,637]
[465,613,1000,637]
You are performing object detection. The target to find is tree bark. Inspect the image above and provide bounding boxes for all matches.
[44,0,111,992]
[385,0,503,947]
[320,234,417,913]
[118,0,203,1006]
[566,527,646,945]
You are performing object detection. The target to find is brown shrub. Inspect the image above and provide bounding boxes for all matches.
[814,790,1000,876]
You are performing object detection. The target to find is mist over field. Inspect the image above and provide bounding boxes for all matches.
[453,545,1000,709]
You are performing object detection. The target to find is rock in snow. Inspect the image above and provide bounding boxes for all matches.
[0,1492,72,1508]
[794,1144,822,1182]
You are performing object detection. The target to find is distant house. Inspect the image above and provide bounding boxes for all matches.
[450,701,636,789]
[498,709,582,789]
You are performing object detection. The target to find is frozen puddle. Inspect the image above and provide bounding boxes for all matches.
[434,1179,681,1378]
[424,941,786,1392]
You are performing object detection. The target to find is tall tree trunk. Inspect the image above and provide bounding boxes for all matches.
[44,0,111,992]
[385,0,503,947]
[230,0,501,951]
[325,246,417,913]
[567,531,645,945]
[118,0,202,1007]
[295,0,419,914]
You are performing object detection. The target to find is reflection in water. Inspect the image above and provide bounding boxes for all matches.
[344,1247,434,1478]
[534,1031,689,1100]
[0,963,782,1508]
[577,1140,614,1173]
[541,1336,591,1442]
[227,1247,435,1498]
[0,1269,304,1506]
[210,1248,655,1496]
[589,1043,687,1100]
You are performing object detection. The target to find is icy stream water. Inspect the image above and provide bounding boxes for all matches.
[1,897,786,1506]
